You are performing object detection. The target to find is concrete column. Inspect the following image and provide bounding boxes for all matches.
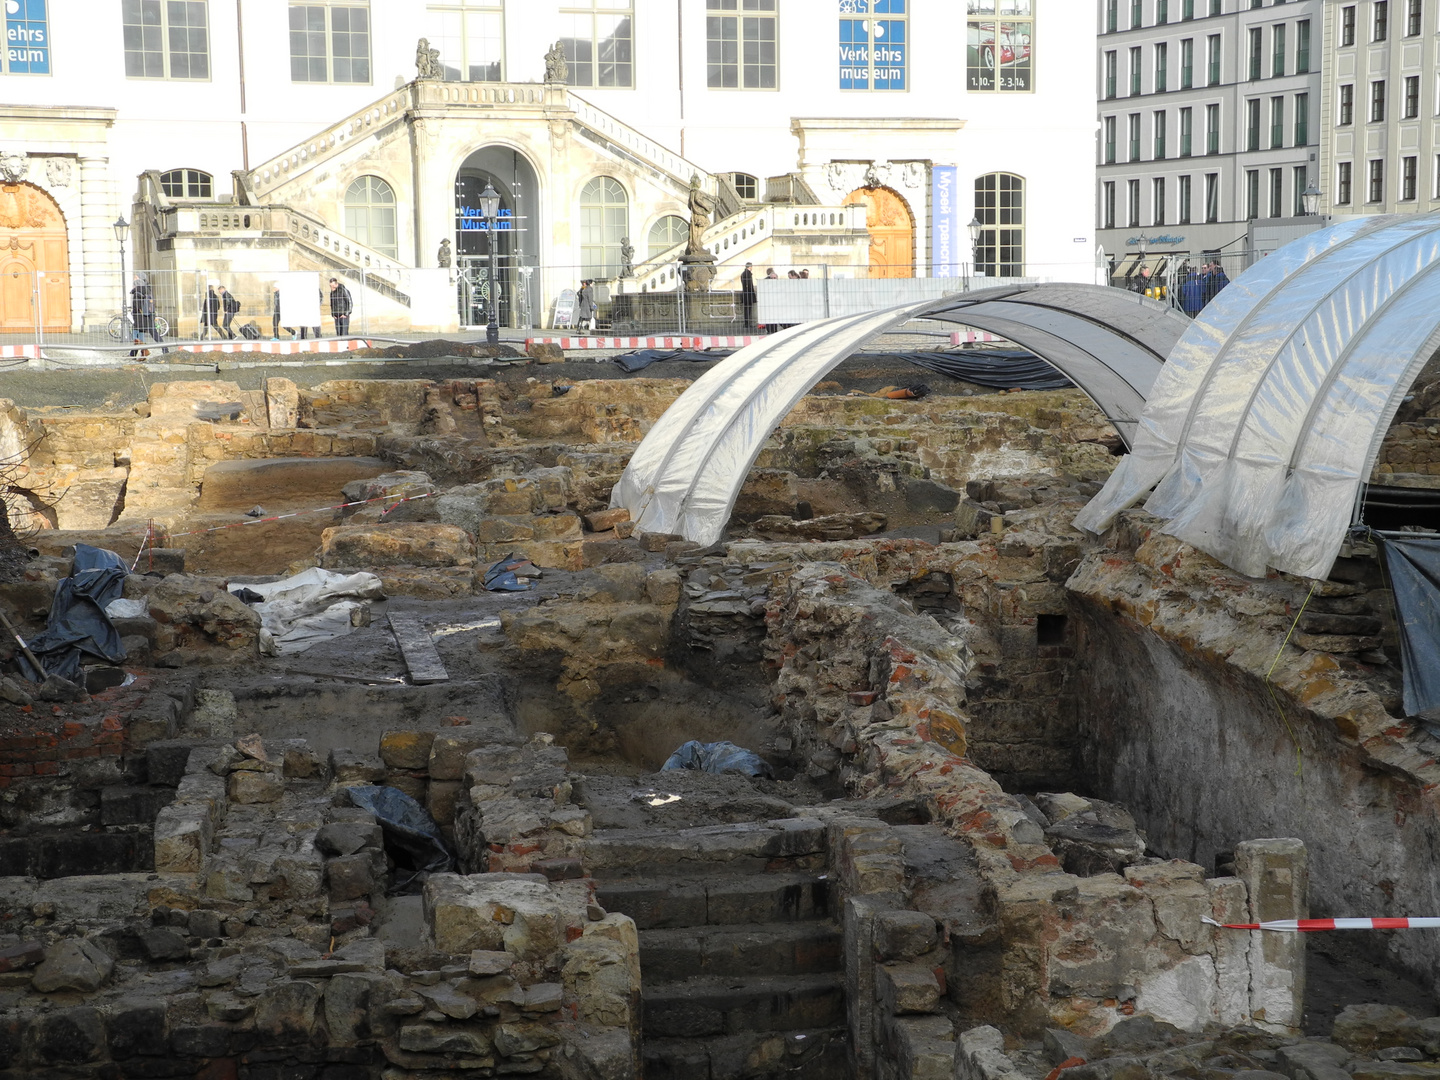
[1235,837,1307,1033]
[78,156,117,328]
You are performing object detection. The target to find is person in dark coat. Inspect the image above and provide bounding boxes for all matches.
[739,262,757,333]
[218,285,240,339]
[129,272,166,356]
[271,287,290,339]
[200,285,220,340]
[328,277,353,336]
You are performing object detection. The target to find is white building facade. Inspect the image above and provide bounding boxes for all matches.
[0,0,1096,335]
[1096,0,1322,275]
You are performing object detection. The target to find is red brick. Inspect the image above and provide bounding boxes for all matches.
[94,731,122,746]
[98,745,121,757]
[31,761,56,776]
[68,746,100,759]
[0,763,32,778]
[61,722,86,739]
[100,714,123,732]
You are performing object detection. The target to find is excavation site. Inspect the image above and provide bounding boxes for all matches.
[5,280,1440,1080]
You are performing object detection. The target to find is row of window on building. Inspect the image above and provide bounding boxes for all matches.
[1336,77,1428,124]
[1101,166,1312,227]
[2,0,1034,93]
[1333,156,1439,204]
[1102,93,1310,163]
[1105,0,1305,35]
[1335,1,1427,47]
[1103,21,1310,100]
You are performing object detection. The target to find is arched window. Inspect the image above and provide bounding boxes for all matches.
[580,176,628,279]
[732,173,759,200]
[160,169,213,198]
[344,175,397,258]
[974,172,1024,278]
[647,215,687,259]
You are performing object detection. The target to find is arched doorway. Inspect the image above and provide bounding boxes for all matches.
[455,147,540,329]
[843,185,914,279]
[0,182,69,332]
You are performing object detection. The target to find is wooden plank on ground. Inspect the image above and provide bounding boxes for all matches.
[388,612,449,684]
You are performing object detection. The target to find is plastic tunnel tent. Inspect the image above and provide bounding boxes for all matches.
[1076,212,1440,581]
[611,284,1189,546]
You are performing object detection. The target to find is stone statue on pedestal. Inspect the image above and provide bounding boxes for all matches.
[685,175,715,256]
[437,238,452,268]
[619,237,634,278]
[544,41,568,84]
[415,38,443,80]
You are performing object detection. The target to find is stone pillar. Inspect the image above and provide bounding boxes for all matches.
[78,156,116,329]
[1235,837,1307,1033]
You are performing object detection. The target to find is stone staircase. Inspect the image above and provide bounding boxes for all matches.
[585,819,852,1079]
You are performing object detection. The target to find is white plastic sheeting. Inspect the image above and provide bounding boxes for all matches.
[228,567,385,655]
[1076,214,1440,580]
[611,285,1188,546]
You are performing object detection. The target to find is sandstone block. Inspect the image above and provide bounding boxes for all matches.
[265,377,300,429]
[139,928,189,962]
[227,768,284,804]
[427,779,463,826]
[583,507,631,532]
[380,729,435,771]
[254,979,322,1043]
[31,939,114,994]
[330,746,386,784]
[27,1006,107,1065]
[327,852,379,901]
[315,821,383,857]
[423,873,588,957]
[429,725,521,781]
[1334,1005,1424,1053]
[320,522,475,569]
[877,963,941,1015]
[874,910,939,962]
[398,1022,492,1056]
[527,342,564,363]
[325,972,376,1045]
[153,804,214,873]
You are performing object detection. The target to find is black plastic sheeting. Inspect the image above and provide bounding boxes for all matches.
[661,740,773,778]
[18,544,127,683]
[611,346,1075,390]
[482,552,537,592]
[346,785,456,892]
[1378,535,1440,716]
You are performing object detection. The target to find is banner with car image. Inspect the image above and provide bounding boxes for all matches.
[966,0,1033,92]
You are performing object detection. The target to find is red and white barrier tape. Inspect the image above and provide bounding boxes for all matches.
[136,490,438,546]
[1203,916,1440,932]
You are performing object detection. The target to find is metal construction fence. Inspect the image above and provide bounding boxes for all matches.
[1104,249,1253,318]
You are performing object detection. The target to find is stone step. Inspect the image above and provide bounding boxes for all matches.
[642,1026,851,1080]
[584,818,826,872]
[640,921,842,979]
[595,870,832,930]
[642,973,846,1039]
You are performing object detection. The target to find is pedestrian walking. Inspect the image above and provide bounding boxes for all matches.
[740,262,757,333]
[199,285,220,340]
[328,277,352,336]
[271,287,289,339]
[128,272,167,356]
[577,279,597,332]
[218,285,240,339]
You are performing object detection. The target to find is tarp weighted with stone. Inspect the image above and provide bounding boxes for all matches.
[662,739,773,778]
[345,784,455,891]
[17,544,127,683]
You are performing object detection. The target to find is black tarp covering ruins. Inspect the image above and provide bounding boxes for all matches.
[346,784,455,891]
[17,544,127,683]
[1378,535,1440,716]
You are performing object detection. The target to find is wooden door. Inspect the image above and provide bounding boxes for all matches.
[843,186,915,279]
[0,183,70,332]
[0,255,34,331]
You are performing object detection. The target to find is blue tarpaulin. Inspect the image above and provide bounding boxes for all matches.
[662,740,773,778]
[18,544,127,683]
[1378,535,1440,716]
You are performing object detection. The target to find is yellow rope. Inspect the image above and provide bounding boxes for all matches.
[1264,581,1316,776]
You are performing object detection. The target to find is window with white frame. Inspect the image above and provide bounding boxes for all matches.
[1103,180,1116,228]
[966,0,1034,93]
[647,215,686,259]
[160,168,213,198]
[1127,178,1141,227]
[425,0,503,82]
[710,0,778,89]
[562,0,633,88]
[1292,165,1307,215]
[290,2,370,83]
[840,0,905,91]
[732,173,760,199]
[344,176,397,258]
[1402,155,1418,199]
[581,177,628,278]
[1179,174,1192,223]
[974,172,1024,276]
[1205,171,1219,221]
[124,0,209,79]
[1152,176,1166,225]
[1245,168,1259,218]
[2,0,50,74]
[1369,158,1385,202]
[1337,160,1352,204]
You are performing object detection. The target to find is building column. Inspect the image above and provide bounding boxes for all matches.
[78,155,117,328]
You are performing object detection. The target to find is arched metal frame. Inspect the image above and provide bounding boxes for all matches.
[1077,213,1440,580]
[611,283,1188,545]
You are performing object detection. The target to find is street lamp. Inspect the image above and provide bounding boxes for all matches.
[479,181,501,346]
[1302,181,1322,216]
[113,216,129,331]
[967,216,982,288]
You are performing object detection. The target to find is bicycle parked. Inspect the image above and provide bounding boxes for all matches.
[106,311,171,341]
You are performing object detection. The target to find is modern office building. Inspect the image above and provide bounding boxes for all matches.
[1096,0,1322,276]
[1317,0,1440,217]
[0,0,1096,334]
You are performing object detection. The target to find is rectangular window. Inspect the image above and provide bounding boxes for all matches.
[1180,105,1193,155]
[1248,26,1261,79]
[1408,0,1423,34]
[1340,83,1354,124]
[1375,0,1389,39]
[1155,109,1167,157]
[1341,4,1356,44]
[1183,0,1195,19]
[1103,180,1116,229]
[1296,19,1310,70]
[1337,161,1353,203]
[1246,168,1260,218]
[840,0,903,91]
[1209,0,1220,12]
[1181,37,1193,87]
[1129,112,1141,160]
[1130,46,1142,95]
[1403,155,1418,199]
[1105,50,1117,98]
[1246,97,1260,150]
[1273,22,1286,76]
[1372,79,1387,122]
[1153,176,1167,224]
[1128,177,1141,227]
[1369,158,1385,201]
[1179,173,1192,223]
[2,0,49,74]
[562,0,634,88]
[1107,0,1118,32]
[1406,74,1420,117]
[1269,167,1283,216]
[289,3,370,83]
[1132,0,1143,27]
[1205,171,1219,221]
[1207,34,1220,84]
[1158,0,1169,22]
[966,0,1033,92]
[124,0,210,79]
[1155,42,1168,91]
[1104,115,1117,162]
[425,0,504,82]
[1294,91,1308,143]
[712,0,777,90]
[1270,96,1284,147]
[1293,165,1307,214]
[1206,101,1220,152]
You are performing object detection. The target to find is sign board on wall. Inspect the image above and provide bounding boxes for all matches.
[6,0,49,74]
[931,165,961,278]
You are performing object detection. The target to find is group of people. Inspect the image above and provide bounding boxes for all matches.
[271,278,354,340]
[1175,260,1232,316]
[128,274,353,351]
